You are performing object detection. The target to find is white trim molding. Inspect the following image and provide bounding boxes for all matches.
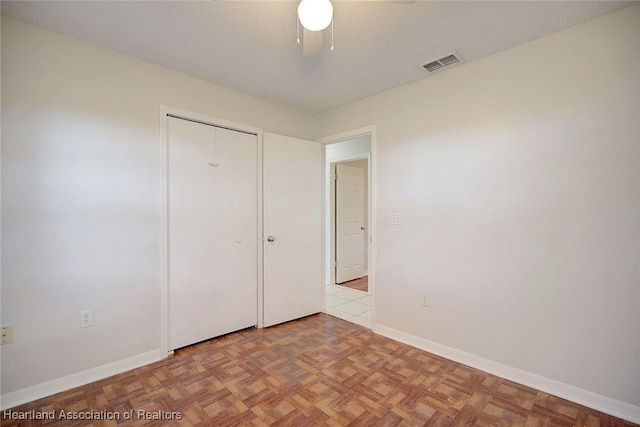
[0,350,162,411]
[374,324,640,424]
[317,125,376,145]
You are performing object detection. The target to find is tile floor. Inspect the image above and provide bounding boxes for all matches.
[324,284,371,328]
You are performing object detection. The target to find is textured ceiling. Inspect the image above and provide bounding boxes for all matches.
[1,1,635,113]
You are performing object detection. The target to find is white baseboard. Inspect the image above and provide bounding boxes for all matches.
[374,324,640,424]
[1,349,163,410]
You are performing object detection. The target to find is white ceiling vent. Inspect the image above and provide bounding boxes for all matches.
[422,52,464,73]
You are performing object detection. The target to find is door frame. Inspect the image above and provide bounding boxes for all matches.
[159,106,264,357]
[318,126,377,330]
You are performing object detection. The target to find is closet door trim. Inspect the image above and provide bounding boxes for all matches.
[166,113,258,136]
[159,106,263,357]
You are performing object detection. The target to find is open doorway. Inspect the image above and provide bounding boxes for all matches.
[323,134,372,328]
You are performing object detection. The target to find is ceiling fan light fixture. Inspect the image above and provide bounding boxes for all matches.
[298,0,333,32]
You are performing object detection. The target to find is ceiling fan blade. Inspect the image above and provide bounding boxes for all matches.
[302,28,323,56]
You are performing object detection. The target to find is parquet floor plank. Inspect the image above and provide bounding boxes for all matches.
[336,277,368,293]
[2,314,637,426]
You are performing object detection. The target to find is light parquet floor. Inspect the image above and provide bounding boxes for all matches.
[2,314,637,426]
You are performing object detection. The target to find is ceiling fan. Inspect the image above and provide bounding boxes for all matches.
[296,0,415,56]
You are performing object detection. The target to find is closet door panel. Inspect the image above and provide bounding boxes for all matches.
[214,128,258,334]
[168,117,217,350]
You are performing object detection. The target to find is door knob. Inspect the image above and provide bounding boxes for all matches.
[266,236,276,243]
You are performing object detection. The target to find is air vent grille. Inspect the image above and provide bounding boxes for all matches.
[439,54,459,66]
[422,52,463,73]
[423,61,443,72]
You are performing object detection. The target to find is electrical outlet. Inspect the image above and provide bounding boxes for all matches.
[1,325,13,344]
[80,310,93,328]
[421,293,429,307]
[391,212,402,225]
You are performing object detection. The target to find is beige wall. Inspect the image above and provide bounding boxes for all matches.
[0,16,314,396]
[317,5,640,408]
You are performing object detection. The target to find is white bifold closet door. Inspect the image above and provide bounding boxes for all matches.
[168,116,257,351]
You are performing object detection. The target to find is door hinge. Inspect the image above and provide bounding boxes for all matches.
[334,173,338,181]
[334,260,338,267]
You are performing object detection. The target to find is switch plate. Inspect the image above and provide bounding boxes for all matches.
[391,212,402,225]
[1,325,13,344]
[80,310,93,328]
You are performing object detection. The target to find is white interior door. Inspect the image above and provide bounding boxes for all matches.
[168,117,257,350]
[263,133,322,327]
[336,163,365,283]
